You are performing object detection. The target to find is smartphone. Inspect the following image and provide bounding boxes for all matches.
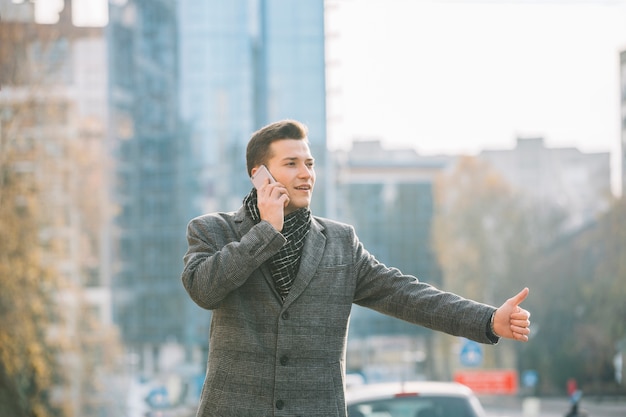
[250,165,275,189]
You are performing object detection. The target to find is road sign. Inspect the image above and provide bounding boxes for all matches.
[459,339,483,367]
[454,369,519,395]
[521,369,539,388]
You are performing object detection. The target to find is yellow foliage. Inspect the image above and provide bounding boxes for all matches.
[1,13,124,416]
[432,156,542,307]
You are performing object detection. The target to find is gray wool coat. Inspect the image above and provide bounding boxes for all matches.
[181,206,498,417]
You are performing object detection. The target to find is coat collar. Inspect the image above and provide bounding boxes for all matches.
[233,205,326,307]
[282,218,326,308]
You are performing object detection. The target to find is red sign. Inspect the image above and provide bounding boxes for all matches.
[454,369,518,395]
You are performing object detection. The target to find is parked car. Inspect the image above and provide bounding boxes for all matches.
[346,380,487,417]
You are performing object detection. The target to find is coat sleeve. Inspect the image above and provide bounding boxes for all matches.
[350,226,497,344]
[181,214,286,310]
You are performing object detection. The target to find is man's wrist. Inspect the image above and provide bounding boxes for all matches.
[490,310,501,338]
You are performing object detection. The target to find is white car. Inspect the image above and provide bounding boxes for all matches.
[346,380,487,417]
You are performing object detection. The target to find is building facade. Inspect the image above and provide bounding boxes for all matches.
[620,50,626,197]
[178,0,328,216]
[480,137,612,230]
[107,0,192,377]
[334,140,453,381]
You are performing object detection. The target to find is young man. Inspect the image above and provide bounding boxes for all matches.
[181,119,531,417]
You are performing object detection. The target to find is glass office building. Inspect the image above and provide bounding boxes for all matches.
[621,50,626,196]
[108,0,192,373]
[178,0,328,216]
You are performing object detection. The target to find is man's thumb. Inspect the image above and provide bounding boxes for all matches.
[509,287,529,306]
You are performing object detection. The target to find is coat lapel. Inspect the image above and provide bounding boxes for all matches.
[235,208,327,306]
[234,207,283,301]
[282,218,326,308]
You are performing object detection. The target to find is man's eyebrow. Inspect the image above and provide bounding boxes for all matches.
[281,156,315,162]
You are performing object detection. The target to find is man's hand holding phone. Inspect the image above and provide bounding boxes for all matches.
[250,165,289,231]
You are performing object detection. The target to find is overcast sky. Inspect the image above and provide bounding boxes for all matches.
[326,0,626,193]
[51,0,626,193]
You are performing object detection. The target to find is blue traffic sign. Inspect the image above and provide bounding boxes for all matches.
[460,339,483,367]
[521,370,539,387]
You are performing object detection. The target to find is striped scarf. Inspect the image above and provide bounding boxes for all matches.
[244,188,311,300]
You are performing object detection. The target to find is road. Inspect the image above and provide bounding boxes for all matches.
[481,395,625,417]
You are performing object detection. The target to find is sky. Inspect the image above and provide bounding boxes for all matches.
[326,0,626,194]
[40,0,626,193]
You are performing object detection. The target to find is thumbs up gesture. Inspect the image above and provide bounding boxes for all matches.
[493,287,531,342]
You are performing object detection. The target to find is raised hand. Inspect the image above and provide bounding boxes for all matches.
[493,287,531,342]
[256,178,290,231]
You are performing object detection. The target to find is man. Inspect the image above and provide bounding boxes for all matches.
[181,119,531,417]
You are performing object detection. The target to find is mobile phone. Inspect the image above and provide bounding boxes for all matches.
[250,165,275,189]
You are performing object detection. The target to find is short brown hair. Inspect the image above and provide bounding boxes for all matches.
[246,119,309,175]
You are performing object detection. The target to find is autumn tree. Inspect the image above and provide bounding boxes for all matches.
[0,103,64,417]
[1,4,124,415]
[432,156,565,369]
[433,156,554,303]
[522,198,626,394]
[433,156,625,394]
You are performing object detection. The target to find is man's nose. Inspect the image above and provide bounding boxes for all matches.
[298,164,312,178]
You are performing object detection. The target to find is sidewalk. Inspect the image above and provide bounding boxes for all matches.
[480,395,626,417]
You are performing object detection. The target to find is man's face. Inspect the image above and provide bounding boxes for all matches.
[264,139,315,214]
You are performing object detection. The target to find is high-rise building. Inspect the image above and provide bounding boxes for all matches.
[178,0,328,217]
[620,50,626,197]
[108,0,192,374]
[480,137,611,230]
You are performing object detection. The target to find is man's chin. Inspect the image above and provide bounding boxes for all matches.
[286,201,310,214]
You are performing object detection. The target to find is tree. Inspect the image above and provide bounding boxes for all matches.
[592,199,626,343]
[1,4,124,415]
[522,198,626,394]
[432,156,564,370]
[433,157,549,304]
[0,103,64,416]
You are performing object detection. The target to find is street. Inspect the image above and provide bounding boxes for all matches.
[481,396,626,417]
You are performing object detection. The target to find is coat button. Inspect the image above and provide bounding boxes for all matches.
[281,311,289,320]
[280,355,289,366]
[275,399,284,409]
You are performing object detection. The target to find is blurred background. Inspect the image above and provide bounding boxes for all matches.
[0,0,625,416]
